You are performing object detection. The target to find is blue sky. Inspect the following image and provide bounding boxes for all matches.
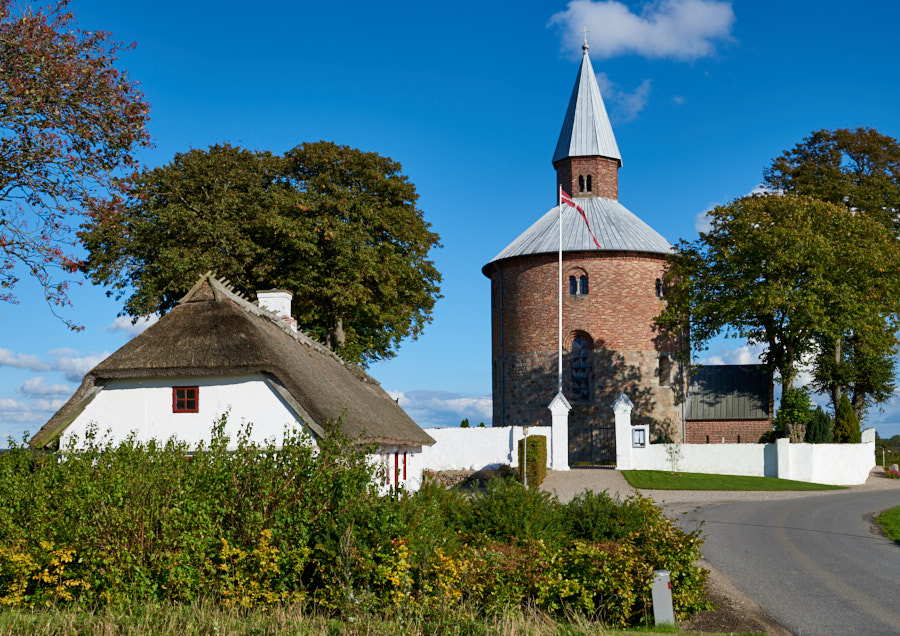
[3,0,900,442]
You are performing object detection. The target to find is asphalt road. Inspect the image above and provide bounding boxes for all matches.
[681,490,900,636]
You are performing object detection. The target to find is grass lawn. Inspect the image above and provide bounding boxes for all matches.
[622,470,846,491]
[877,505,900,543]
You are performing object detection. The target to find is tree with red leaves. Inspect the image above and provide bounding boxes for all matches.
[0,0,150,329]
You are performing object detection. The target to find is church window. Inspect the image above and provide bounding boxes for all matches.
[569,273,589,295]
[580,274,588,295]
[586,175,592,192]
[658,355,672,387]
[578,175,585,192]
[173,386,199,413]
[571,336,591,402]
[655,278,666,298]
[569,275,578,295]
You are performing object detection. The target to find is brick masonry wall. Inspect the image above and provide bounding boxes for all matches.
[554,156,620,200]
[489,250,685,448]
[686,420,773,444]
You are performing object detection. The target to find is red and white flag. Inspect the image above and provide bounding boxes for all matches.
[559,188,602,249]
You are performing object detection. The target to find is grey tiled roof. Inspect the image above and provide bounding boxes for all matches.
[552,48,621,165]
[686,365,773,421]
[484,197,672,270]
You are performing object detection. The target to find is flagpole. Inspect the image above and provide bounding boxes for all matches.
[558,185,563,395]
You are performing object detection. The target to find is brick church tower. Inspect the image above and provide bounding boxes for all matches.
[482,43,684,464]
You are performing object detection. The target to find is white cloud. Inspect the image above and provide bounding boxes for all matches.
[672,95,686,106]
[0,348,50,371]
[596,73,652,122]
[550,0,735,60]
[18,376,73,399]
[388,389,492,428]
[53,350,110,382]
[699,342,766,366]
[106,314,159,336]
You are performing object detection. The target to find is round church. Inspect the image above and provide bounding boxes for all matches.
[483,43,684,465]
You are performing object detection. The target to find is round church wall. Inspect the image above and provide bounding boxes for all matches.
[489,251,684,450]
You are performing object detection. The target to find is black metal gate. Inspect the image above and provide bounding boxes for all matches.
[568,409,616,466]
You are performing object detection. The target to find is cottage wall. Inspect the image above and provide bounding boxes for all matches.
[61,374,312,449]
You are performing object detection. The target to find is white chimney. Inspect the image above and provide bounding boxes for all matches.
[256,289,297,332]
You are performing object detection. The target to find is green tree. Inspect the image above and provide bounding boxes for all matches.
[764,127,900,232]
[774,388,812,442]
[765,128,900,420]
[0,0,151,328]
[832,393,861,444]
[658,194,900,438]
[805,407,832,444]
[80,142,442,366]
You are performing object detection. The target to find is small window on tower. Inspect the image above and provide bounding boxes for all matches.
[569,275,578,295]
[173,386,199,413]
[578,175,585,192]
[586,175,592,192]
[655,278,666,298]
[579,275,588,295]
[658,356,672,387]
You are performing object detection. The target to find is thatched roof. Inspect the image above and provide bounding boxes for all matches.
[31,274,435,449]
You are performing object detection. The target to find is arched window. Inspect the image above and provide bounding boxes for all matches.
[578,175,585,192]
[579,274,588,295]
[658,355,672,387]
[569,275,578,295]
[571,336,591,402]
[586,175,592,192]
[655,278,666,298]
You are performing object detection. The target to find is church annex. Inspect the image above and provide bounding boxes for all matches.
[483,42,684,465]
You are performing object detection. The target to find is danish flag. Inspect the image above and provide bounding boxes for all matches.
[560,188,602,249]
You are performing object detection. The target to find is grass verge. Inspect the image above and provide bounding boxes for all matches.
[877,505,900,543]
[622,470,846,491]
[0,602,759,636]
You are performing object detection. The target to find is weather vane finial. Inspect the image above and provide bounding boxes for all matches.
[581,25,590,52]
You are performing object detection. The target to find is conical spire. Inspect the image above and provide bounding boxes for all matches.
[552,45,622,166]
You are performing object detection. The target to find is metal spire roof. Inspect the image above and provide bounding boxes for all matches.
[552,43,622,166]
[483,197,671,272]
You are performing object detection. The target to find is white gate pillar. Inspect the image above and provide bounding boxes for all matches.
[613,392,635,470]
[548,392,571,471]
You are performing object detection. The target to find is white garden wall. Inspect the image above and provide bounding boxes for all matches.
[419,426,547,471]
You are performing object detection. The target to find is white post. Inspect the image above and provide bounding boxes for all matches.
[548,392,571,471]
[613,392,635,470]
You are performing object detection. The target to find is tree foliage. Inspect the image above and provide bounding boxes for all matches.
[804,407,832,444]
[764,127,900,232]
[765,128,900,420]
[832,393,861,444]
[774,388,812,442]
[0,0,151,327]
[80,142,442,366]
[658,193,900,431]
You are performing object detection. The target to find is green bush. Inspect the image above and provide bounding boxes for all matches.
[833,394,861,443]
[0,421,711,627]
[517,434,547,487]
[564,491,650,542]
[805,407,833,443]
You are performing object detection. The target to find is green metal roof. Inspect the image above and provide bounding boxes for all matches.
[686,364,772,421]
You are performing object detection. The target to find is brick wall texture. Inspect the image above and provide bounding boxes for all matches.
[686,419,773,444]
[488,250,686,458]
[554,156,620,200]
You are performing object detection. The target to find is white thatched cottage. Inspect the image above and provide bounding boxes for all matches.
[29,273,435,491]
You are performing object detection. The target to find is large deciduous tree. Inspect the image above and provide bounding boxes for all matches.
[0,0,151,327]
[80,142,442,367]
[657,193,900,434]
[765,127,900,419]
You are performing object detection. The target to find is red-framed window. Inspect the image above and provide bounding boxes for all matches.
[172,386,199,413]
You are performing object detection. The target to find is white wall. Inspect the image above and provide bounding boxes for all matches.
[63,375,309,449]
[419,426,549,471]
[629,443,775,477]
